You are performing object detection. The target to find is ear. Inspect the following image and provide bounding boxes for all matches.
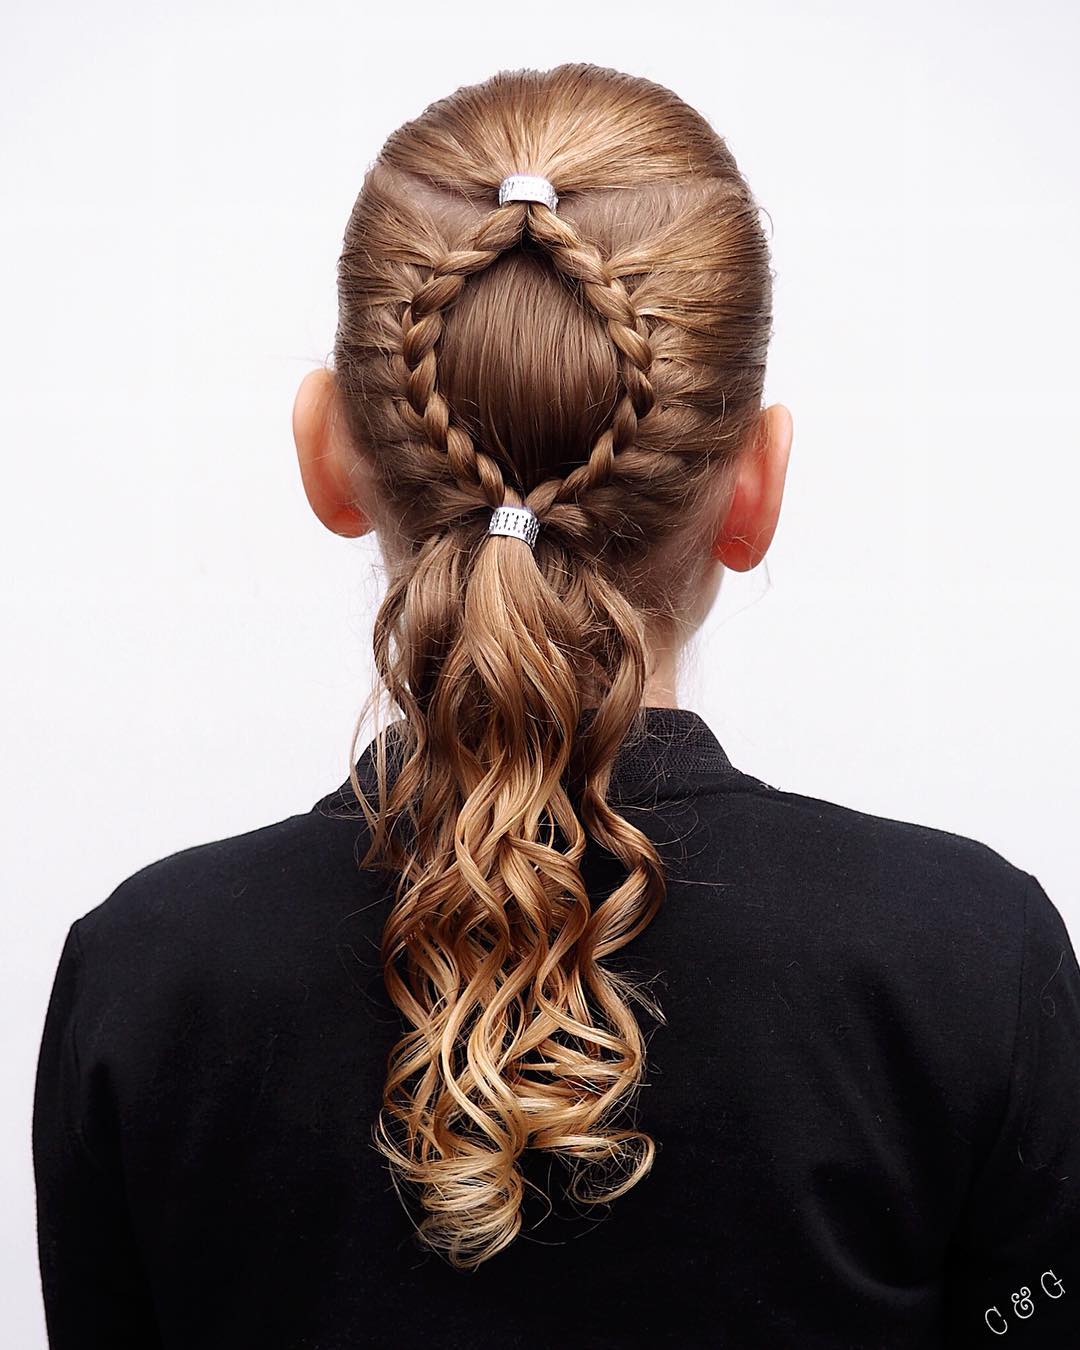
[292,367,375,538]
[711,404,793,571]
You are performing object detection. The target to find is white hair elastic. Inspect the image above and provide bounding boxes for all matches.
[497,174,558,212]
[488,505,540,549]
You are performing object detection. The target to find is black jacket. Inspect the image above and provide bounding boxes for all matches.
[32,708,1080,1348]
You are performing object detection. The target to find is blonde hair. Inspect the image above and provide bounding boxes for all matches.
[331,63,772,1269]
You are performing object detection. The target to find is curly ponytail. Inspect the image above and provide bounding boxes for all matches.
[330,63,773,1268]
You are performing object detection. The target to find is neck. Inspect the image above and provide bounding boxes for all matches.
[642,634,680,708]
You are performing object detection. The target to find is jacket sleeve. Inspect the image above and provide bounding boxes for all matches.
[944,871,1080,1344]
[32,920,161,1349]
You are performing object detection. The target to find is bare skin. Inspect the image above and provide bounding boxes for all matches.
[292,366,793,707]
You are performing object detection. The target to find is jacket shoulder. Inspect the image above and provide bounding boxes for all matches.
[732,777,1034,901]
[71,800,376,977]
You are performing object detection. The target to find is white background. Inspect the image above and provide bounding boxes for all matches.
[3,0,1078,1341]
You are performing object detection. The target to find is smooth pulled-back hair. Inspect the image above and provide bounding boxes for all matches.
[331,62,773,1269]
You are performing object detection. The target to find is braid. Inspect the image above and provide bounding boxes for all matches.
[397,204,526,508]
[523,204,657,508]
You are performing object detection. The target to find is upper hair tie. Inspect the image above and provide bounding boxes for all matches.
[488,505,540,550]
[498,174,558,212]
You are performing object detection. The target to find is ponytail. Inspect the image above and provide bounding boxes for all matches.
[352,513,666,1270]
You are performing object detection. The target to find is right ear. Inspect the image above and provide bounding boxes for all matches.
[292,367,375,538]
[709,403,793,571]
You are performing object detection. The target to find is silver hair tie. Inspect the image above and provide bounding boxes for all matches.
[488,505,540,550]
[498,174,558,212]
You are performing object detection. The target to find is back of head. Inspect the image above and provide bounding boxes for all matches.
[331,62,772,1269]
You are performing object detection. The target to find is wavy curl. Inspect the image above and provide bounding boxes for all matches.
[330,63,773,1268]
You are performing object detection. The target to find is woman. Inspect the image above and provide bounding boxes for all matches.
[33,63,1080,1348]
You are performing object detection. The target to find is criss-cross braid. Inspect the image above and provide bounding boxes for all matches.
[397,192,657,523]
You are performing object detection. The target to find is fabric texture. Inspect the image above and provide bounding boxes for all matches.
[32,708,1080,1348]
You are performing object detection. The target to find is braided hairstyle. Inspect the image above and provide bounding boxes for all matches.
[331,63,773,1269]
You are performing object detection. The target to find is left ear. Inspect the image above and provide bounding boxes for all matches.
[292,366,375,539]
[711,404,793,571]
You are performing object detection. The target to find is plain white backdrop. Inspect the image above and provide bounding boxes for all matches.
[3,0,1078,1341]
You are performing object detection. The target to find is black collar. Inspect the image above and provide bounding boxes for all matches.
[314,706,750,816]
[598,705,739,796]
